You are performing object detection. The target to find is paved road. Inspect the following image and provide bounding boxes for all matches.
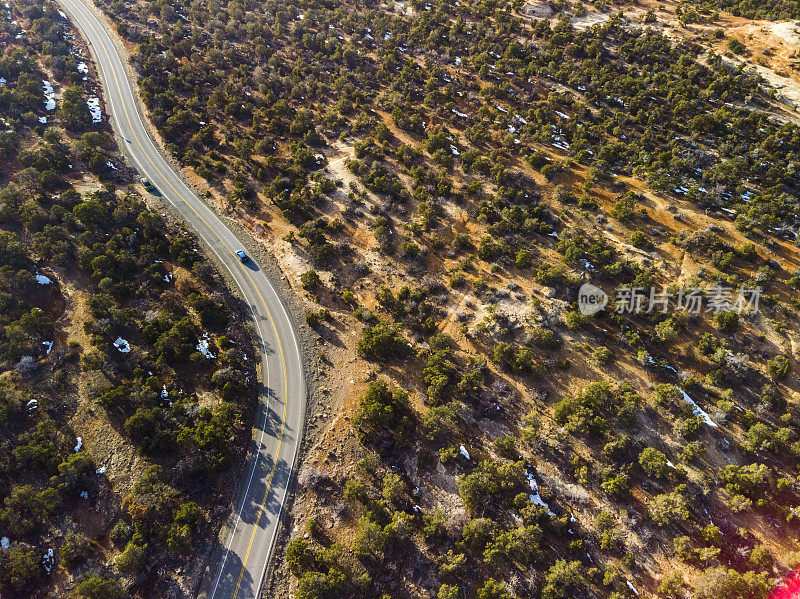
[56,1,306,597]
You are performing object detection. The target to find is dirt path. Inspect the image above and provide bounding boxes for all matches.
[327,141,373,199]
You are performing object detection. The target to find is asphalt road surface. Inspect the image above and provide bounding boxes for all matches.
[56,1,306,597]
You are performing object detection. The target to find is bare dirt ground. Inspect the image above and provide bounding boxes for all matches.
[634,0,800,111]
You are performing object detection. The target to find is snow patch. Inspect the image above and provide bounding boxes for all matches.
[42,549,54,573]
[552,138,570,151]
[74,437,82,452]
[0,537,8,549]
[113,337,130,353]
[526,470,556,516]
[196,334,216,359]
[680,389,718,427]
[42,341,53,355]
[459,445,470,460]
[42,80,55,110]
[35,274,52,285]
[87,96,101,123]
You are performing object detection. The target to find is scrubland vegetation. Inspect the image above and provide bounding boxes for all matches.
[0,2,255,596]
[6,0,800,595]
[90,0,800,595]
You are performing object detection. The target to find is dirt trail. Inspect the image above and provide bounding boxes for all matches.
[327,141,367,197]
[571,11,610,29]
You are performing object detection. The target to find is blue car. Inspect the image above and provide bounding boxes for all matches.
[235,250,249,263]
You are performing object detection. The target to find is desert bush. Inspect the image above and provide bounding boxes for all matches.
[353,381,412,446]
[357,323,408,362]
[638,447,669,479]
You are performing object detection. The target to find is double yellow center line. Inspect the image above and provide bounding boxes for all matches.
[64,2,292,596]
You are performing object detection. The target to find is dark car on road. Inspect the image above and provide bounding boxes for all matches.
[235,250,249,263]
[140,178,159,195]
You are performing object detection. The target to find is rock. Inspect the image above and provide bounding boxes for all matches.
[522,0,554,18]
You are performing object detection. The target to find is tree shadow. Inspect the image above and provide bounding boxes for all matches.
[203,545,250,599]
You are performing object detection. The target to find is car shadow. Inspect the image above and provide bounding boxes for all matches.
[242,259,260,272]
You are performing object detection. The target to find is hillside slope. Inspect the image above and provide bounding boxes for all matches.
[0,1,256,596]
[48,0,800,597]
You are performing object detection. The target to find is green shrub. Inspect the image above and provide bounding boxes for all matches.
[357,323,408,361]
[436,549,467,580]
[600,474,630,501]
[767,355,790,380]
[515,249,533,268]
[166,502,203,553]
[423,404,457,442]
[655,319,678,344]
[353,381,412,445]
[494,435,518,459]
[438,584,460,599]
[630,230,649,248]
[73,574,125,599]
[591,346,612,367]
[286,538,318,576]
[638,447,669,478]
[116,541,146,575]
[300,270,322,290]
[352,516,388,564]
[694,567,770,599]
[714,311,739,333]
[0,545,41,593]
[649,491,689,527]
[382,472,407,505]
[457,459,526,515]
[719,463,769,498]
[611,192,639,221]
[542,560,587,599]
[421,511,447,544]
[727,38,746,55]
[60,532,92,569]
[477,578,513,599]
[306,311,321,327]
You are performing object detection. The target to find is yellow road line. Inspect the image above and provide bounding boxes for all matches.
[70,4,291,597]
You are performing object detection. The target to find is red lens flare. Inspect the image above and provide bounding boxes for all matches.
[772,570,800,599]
